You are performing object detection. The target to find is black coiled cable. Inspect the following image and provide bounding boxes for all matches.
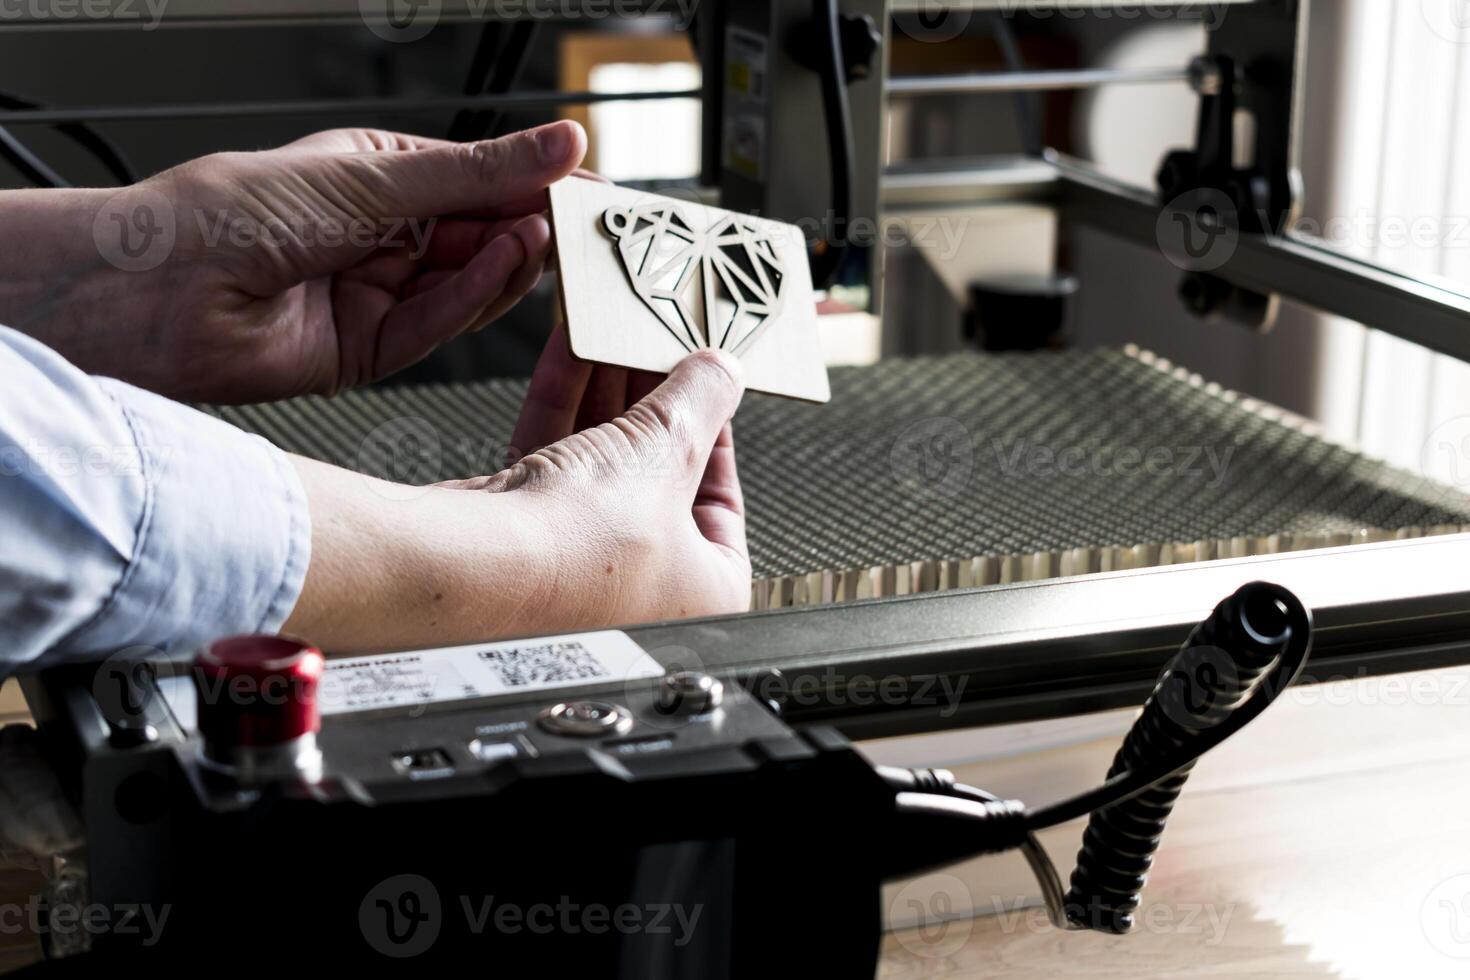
[880,581,1312,936]
[1062,581,1304,933]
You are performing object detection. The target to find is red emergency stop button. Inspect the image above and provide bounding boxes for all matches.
[195,635,324,755]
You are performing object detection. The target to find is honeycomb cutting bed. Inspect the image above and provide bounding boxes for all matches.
[207,347,1470,609]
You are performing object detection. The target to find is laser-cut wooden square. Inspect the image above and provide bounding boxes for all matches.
[550,178,831,403]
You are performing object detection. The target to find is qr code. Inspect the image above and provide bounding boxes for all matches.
[478,641,608,688]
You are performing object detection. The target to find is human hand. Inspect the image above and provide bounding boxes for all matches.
[445,329,752,627]
[0,121,587,403]
[282,332,750,651]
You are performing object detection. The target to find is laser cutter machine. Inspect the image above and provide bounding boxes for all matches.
[7,1,1470,976]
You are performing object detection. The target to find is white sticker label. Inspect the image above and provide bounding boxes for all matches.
[722,26,769,180]
[319,631,662,717]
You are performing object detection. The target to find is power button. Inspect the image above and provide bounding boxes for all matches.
[538,701,633,737]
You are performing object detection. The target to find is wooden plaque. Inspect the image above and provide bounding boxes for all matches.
[549,178,831,403]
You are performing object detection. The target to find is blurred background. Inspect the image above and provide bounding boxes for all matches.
[1,1,1466,475]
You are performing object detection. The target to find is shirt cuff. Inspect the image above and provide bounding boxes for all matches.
[61,380,311,658]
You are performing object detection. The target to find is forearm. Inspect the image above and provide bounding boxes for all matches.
[282,456,571,653]
[0,187,143,368]
[1,324,308,668]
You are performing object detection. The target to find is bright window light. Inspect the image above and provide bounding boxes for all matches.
[588,61,701,181]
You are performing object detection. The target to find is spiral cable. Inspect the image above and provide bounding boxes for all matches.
[1062,582,1303,932]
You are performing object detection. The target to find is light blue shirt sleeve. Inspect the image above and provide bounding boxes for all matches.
[0,325,310,671]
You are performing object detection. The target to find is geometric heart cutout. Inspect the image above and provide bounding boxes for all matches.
[549,178,830,403]
[602,204,784,357]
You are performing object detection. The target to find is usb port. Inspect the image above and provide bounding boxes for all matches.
[391,748,453,775]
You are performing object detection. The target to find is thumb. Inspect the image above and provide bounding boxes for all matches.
[625,351,746,483]
[328,120,586,220]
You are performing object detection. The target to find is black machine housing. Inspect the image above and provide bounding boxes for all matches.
[20,660,898,978]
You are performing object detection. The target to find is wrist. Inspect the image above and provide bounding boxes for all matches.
[283,457,573,652]
[0,185,167,368]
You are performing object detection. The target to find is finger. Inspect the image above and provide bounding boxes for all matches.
[574,364,629,431]
[692,422,747,559]
[474,215,552,328]
[404,233,542,302]
[402,268,458,298]
[437,467,527,494]
[279,128,457,155]
[540,171,604,274]
[511,322,592,460]
[418,216,533,270]
[369,231,526,378]
[624,350,745,485]
[332,120,585,222]
[337,251,421,294]
[446,191,554,222]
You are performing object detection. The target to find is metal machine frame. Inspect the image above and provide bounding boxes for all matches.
[8,0,1470,732]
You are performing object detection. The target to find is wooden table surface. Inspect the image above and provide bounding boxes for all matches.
[4,669,1469,978]
[878,667,1470,979]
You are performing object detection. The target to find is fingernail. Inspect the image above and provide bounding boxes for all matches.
[536,123,570,165]
[489,231,526,265]
[704,349,745,387]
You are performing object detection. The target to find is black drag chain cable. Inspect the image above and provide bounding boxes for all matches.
[807,0,854,290]
[879,582,1312,939]
[1061,581,1309,933]
[0,126,69,187]
[0,91,136,186]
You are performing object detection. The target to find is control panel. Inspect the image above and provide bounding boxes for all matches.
[20,630,893,976]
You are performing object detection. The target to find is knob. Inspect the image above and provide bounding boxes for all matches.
[788,12,883,84]
[656,672,724,716]
[838,13,882,83]
[538,701,633,738]
[194,635,324,780]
